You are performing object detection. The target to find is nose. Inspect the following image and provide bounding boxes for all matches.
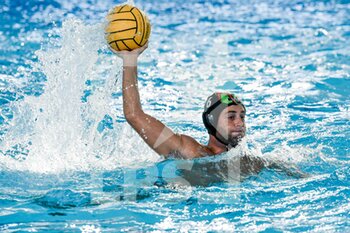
[234,117,244,128]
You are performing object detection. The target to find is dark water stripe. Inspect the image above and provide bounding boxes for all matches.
[109,19,136,23]
[120,6,134,13]
[108,39,134,45]
[122,40,131,51]
[133,7,145,44]
[114,41,120,51]
[133,38,141,47]
[129,9,138,39]
[117,5,126,13]
[108,27,136,35]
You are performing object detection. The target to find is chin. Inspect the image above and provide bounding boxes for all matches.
[228,134,244,144]
[230,132,245,139]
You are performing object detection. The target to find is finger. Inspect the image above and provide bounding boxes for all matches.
[108,45,118,54]
[137,43,148,53]
[131,46,145,54]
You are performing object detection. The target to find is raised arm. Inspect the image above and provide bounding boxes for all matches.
[114,45,205,158]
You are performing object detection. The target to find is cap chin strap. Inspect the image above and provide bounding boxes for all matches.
[212,132,238,150]
[213,132,229,146]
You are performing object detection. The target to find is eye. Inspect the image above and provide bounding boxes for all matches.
[240,114,245,120]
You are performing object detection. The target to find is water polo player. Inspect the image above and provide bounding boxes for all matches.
[116,44,248,159]
[113,42,309,180]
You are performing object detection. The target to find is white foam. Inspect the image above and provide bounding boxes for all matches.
[0,18,159,173]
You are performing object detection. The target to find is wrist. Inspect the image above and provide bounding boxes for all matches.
[123,55,138,67]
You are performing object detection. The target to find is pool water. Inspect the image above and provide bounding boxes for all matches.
[1,0,350,232]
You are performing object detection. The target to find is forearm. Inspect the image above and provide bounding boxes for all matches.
[122,57,143,118]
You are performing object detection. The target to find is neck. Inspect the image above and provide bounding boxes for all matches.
[207,134,229,155]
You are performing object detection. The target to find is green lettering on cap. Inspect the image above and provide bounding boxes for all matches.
[220,93,239,104]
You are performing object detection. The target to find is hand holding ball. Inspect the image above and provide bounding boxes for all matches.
[105,4,151,52]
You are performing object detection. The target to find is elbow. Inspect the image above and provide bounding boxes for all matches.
[124,110,144,124]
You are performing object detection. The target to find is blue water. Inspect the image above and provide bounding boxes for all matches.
[1,0,350,232]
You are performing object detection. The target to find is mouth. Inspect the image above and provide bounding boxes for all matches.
[230,130,245,137]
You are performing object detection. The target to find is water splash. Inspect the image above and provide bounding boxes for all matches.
[126,0,135,6]
[0,18,159,173]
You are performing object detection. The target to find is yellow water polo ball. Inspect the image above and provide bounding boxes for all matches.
[105,4,151,51]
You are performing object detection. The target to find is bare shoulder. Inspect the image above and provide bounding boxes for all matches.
[239,154,265,175]
[170,134,213,159]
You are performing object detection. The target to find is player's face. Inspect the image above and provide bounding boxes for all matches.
[216,105,246,144]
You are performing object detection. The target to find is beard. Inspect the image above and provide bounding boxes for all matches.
[216,130,245,147]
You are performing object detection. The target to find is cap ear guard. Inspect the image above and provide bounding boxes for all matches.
[208,114,214,124]
[203,111,232,146]
[202,112,217,136]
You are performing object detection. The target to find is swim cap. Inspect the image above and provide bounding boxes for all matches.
[202,92,246,145]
